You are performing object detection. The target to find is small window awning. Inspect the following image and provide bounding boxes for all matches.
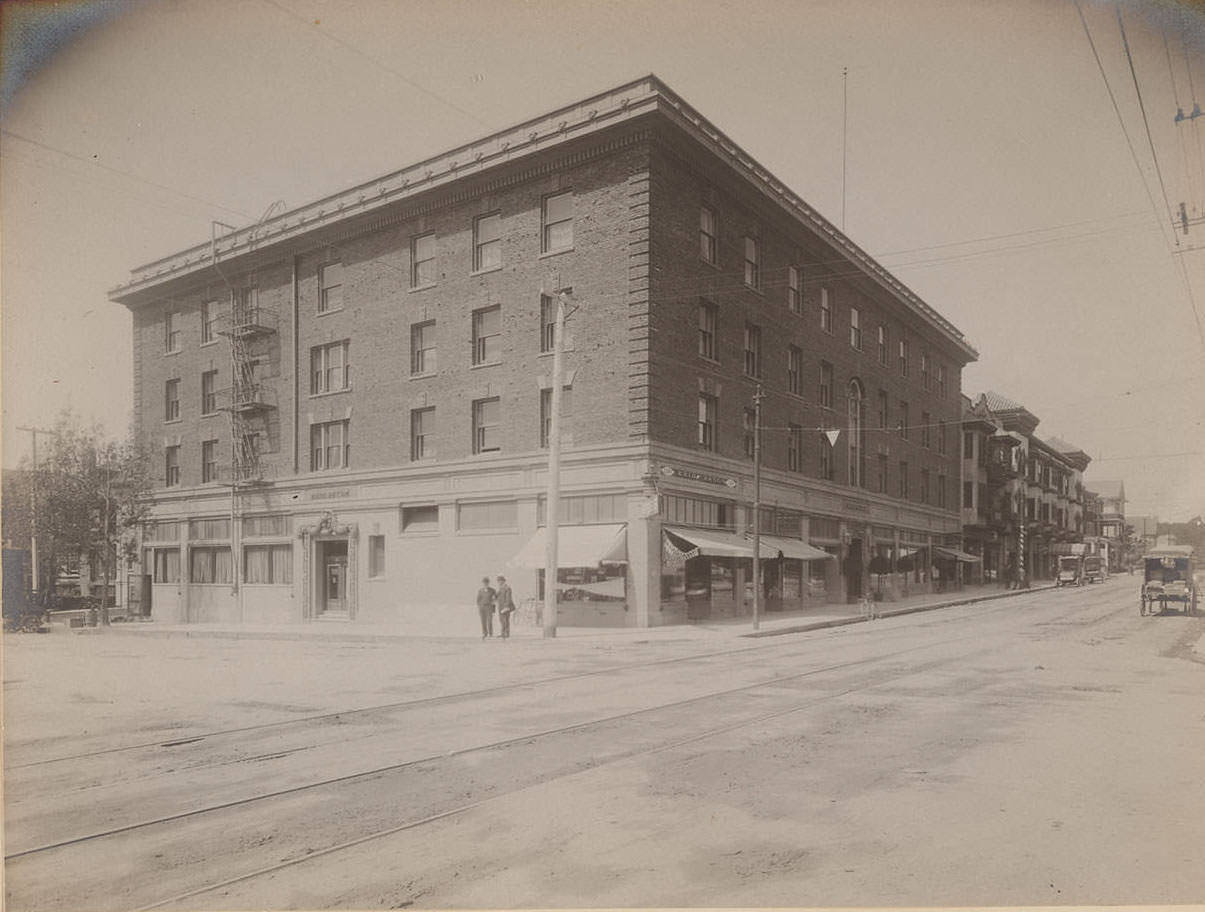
[758,535,835,561]
[509,523,627,569]
[934,545,982,563]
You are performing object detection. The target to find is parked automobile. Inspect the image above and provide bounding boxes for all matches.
[1082,555,1106,584]
[1055,555,1083,587]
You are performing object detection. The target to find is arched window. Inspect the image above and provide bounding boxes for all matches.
[847,379,865,488]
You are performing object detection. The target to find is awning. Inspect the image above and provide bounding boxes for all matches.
[663,527,834,561]
[933,545,982,563]
[758,535,835,561]
[509,524,627,569]
[663,526,757,558]
[1051,543,1087,555]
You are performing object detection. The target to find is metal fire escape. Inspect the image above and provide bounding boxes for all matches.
[218,287,276,487]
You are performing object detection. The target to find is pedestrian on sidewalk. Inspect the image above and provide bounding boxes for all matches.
[476,577,496,639]
[496,575,515,639]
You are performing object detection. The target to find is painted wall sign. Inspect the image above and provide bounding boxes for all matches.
[659,465,737,488]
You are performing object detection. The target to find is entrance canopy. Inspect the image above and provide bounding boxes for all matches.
[933,545,982,563]
[509,523,627,569]
[663,527,833,561]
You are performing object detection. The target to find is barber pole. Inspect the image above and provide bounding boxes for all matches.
[1018,520,1026,586]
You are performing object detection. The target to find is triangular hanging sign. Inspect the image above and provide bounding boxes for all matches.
[824,429,841,447]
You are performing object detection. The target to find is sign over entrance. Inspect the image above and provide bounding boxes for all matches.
[659,465,737,488]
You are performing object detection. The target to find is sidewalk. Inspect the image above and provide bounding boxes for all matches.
[81,582,1056,645]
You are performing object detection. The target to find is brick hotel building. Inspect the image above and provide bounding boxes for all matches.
[110,75,978,628]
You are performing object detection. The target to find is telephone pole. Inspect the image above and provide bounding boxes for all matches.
[16,426,55,603]
[543,288,570,639]
[751,385,764,631]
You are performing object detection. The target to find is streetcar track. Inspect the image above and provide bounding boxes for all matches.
[4,586,1066,772]
[5,623,1005,861]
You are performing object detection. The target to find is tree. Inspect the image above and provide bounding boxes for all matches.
[1,411,152,624]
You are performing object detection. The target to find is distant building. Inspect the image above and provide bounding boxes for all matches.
[960,393,1091,582]
[109,76,977,628]
[1089,481,1128,570]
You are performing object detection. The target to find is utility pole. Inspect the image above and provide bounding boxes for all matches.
[751,385,763,631]
[16,426,54,605]
[543,288,570,639]
[100,459,112,627]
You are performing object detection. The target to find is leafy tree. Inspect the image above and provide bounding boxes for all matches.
[2,411,152,624]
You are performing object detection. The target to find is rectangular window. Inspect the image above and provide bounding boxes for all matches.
[937,421,947,455]
[698,394,717,451]
[788,266,802,314]
[148,547,180,584]
[898,400,909,439]
[410,407,435,461]
[401,504,439,533]
[921,412,931,448]
[189,517,231,539]
[243,514,290,537]
[368,535,385,578]
[473,397,501,454]
[938,364,948,398]
[232,286,259,327]
[310,340,350,394]
[190,545,232,584]
[201,300,218,344]
[743,408,756,459]
[849,307,862,350]
[318,262,344,314]
[877,389,889,429]
[201,370,218,415]
[921,353,931,390]
[700,205,718,264]
[201,439,218,484]
[165,311,181,353]
[542,191,573,253]
[310,420,349,471]
[411,233,436,288]
[788,424,803,472]
[788,346,802,395]
[963,481,974,508]
[743,323,761,377]
[819,361,833,409]
[458,500,518,531]
[898,338,909,376]
[539,388,572,449]
[472,305,501,365]
[165,379,180,422]
[820,287,833,333]
[537,493,626,525]
[661,494,734,530]
[474,212,502,271]
[963,431,975,460]
[540,295,557,353]
[937,474,947,509]
[877,454,888,493]
[820,436,834,480]
[877,325,888,366]
[411,321,436,375]
[898,461,909,499]
[244,544,292,584]
[920,469,930,505]
[743,236,760,289]
[698,300,718,360]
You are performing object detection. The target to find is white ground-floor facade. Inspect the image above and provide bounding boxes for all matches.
[136,442,963,628]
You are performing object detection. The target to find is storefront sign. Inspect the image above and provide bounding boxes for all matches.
[842,499,870,514]
[311,488,354,501]
[660,466,737,488]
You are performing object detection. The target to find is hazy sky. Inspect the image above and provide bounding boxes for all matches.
[3,0,1204,520]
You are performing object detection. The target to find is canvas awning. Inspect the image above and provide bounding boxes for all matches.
[509,524,627,569]
[758,535,835,561]
[933,545,982,563]
[662,527,833,561]
[1051,543,1087,555]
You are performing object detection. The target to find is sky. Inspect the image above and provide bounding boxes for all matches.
[2,0,1204,521]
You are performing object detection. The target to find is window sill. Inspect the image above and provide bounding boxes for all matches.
[309,388,352,399]
[165,349,181,357]
[742,284,764,296]
[410,371,437,380]
[698,355,721,367]
[700,257,721,270]
[201,340,220,349]
[409,282,437,293]
[539,246,574,260]
[165,418,182,425]
[317,307,345,317]
[470,361,501,370]
[470,265,503,278]
[201,411,219,419]
[400,529,439,536]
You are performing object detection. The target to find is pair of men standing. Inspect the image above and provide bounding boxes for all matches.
[476,575,515,639]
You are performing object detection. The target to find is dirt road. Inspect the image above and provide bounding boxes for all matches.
[4,577,1203,909]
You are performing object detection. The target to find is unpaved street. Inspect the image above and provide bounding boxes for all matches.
[4,577,1204,909]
